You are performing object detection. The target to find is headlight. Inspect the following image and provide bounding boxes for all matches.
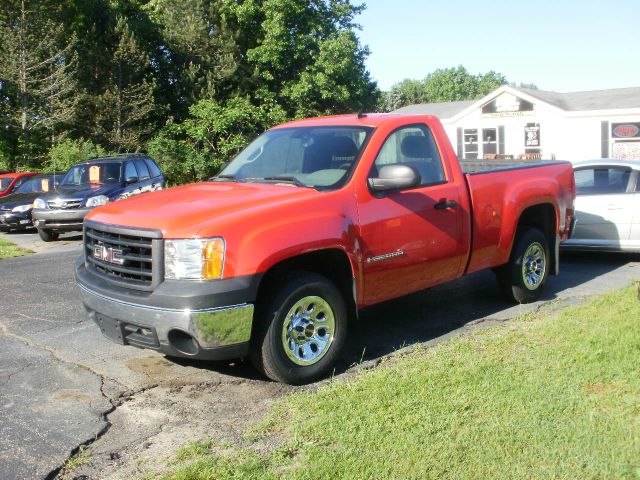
[33,198,47,209]
[86,195,109,207]
[164,238,225,280]
[12,204,32,213]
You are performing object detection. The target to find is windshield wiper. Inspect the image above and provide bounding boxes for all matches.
[210,174,239,182]
[260,176,307,187]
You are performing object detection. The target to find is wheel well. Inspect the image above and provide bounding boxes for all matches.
[256,249,357,319]
[516,203,558,274]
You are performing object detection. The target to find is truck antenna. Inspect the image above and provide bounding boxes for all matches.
[357,110,367,119]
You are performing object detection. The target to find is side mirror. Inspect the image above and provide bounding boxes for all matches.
[368,165,421,192]
[125,176,138,184]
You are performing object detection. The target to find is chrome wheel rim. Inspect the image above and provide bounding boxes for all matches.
[522,242,546,290]
[281,296,335,366]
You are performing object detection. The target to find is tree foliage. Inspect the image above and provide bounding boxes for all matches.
[0,0,78,168]
[380,66,509,112]
[45,138,108,173]
[0,0,379,177]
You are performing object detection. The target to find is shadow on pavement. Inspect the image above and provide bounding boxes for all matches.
[165,251,639,381]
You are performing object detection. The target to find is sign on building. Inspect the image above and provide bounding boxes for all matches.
[524,123,540,147]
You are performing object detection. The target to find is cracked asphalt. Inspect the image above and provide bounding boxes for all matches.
[0,236,638,479]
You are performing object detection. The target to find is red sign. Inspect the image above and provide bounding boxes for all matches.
[612,124,640,138]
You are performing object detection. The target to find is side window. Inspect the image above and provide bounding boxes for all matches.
[145,159,162,178]
[574,167,631,195]
[13,177,29,188]
[372,125,446,187]
[124,162,138,180]
[135,159,150,180]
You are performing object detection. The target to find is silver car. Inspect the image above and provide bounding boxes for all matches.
[562,159,640,252]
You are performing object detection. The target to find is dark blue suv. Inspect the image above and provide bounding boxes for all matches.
[32,155,165,241]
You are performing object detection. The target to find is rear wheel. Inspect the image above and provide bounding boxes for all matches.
[37,228,59,242]
[497,227,550,304]
[251,272,347,384]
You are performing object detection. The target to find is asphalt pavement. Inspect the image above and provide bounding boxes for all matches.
[0,237,638,479]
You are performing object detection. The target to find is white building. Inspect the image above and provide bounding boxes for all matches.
[396,85,640,162]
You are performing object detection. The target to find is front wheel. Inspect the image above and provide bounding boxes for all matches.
[250,272,348,384]
[37,228,59,242]
[497,227,550,304]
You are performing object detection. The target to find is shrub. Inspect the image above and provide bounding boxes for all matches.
[44,138,109,174]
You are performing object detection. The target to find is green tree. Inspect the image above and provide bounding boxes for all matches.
[382,66,510,110]
[240,0,379,117]
[44,137,108,173]
[0,0,78,169]
[93,17,159,152]
[379,79,429,112]
[148,96,285,184]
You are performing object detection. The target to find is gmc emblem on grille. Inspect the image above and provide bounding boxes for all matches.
[93,244,125,265]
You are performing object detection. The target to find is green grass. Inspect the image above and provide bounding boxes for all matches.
[0,237,33,259]
[164,286,640,480]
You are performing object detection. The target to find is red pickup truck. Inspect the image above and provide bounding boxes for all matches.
[75,114,575,384]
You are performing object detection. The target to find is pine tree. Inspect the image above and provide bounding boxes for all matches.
[94,17,158,152]
[0,0,77,169]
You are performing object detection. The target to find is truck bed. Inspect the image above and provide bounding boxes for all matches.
[462,160,575,275]
[460,158,557,174]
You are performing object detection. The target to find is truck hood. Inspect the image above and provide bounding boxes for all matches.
[87,181,320,237]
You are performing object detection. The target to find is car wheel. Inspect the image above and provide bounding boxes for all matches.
[38,228,59,242]
[497,227,550,304]
[251,271,347,384]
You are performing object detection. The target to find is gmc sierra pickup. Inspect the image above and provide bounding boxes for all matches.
[75,114,575,384]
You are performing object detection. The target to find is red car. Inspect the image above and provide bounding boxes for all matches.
[75,113,576,384]
[0,172,39,198]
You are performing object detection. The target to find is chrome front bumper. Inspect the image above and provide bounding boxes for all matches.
[32,207,92,230]
[78,283,254,360]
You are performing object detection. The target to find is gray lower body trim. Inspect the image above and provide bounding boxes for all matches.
[77,283,254,360]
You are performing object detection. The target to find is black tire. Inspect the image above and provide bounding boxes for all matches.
[250,271,348,385]
[37,228,59,242]
[497,227,550,304]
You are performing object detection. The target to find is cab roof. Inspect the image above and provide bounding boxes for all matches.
[0,172,38,179]
[271,112,435,129]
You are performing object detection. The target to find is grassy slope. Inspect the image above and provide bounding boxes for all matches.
[165,286,640,480]
[0,237,33,259]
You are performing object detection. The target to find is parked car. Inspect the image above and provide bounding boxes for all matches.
[0,170,10,175]
[561,159,640,252]
[32,155,164,242]
[0,174,63,231]
[75,114,575,384]
[0,172,39,198]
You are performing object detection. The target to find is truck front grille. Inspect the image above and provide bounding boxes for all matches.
[84,221,163,290]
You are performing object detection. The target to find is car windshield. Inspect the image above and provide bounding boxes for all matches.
[15,176,59,194]
[217,126,373,189]
[61,162,123,186]
[0,178,15,191]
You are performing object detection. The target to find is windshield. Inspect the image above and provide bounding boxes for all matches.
[15,176,59,194]
[0,178,15,191]
[61,162,122,186]
[218,126,373,189]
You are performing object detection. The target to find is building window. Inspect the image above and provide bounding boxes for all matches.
[463,129,478,160]
[482,128,497,156]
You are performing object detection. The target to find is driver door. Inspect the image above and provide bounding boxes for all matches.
[358,124,467,305]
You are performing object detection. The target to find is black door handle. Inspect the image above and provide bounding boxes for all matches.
[434,198,458,210]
